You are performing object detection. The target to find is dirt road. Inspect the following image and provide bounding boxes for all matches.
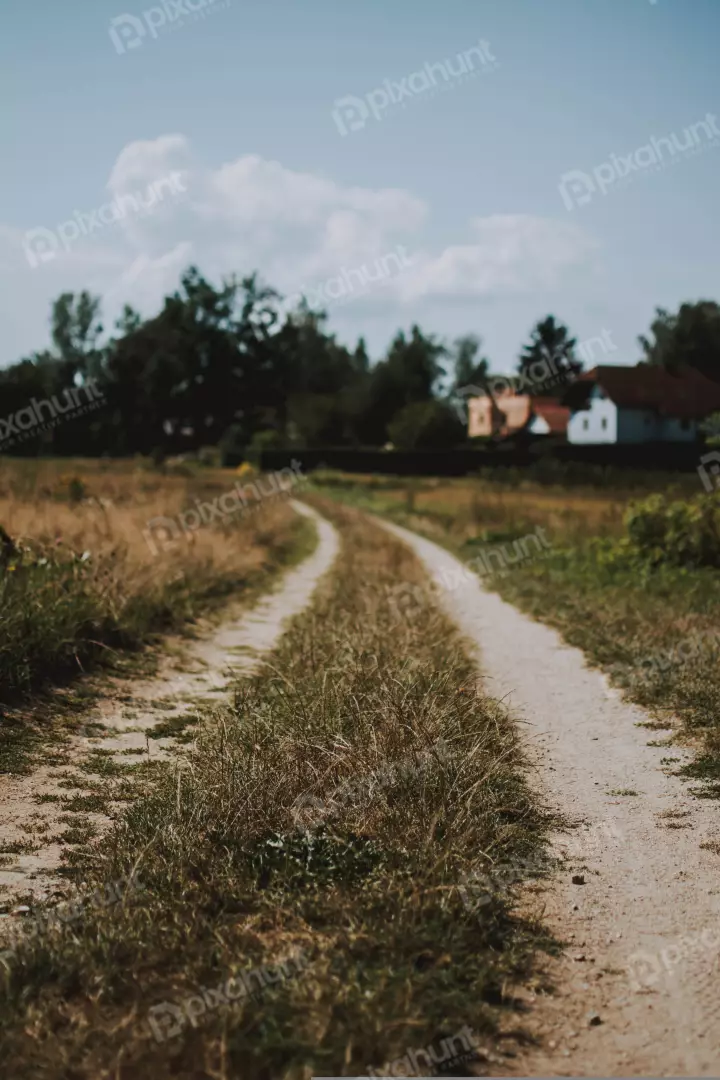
[382,518,720,1078]
[0,502,339,903]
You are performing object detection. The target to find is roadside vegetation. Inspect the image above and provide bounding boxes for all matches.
[0,457,309,768]
[313,471,720,793]
[0,498,553,1079]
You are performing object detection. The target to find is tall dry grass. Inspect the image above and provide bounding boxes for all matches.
[0,458,307,708]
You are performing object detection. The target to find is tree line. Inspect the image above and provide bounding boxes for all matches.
[1,264,719,457]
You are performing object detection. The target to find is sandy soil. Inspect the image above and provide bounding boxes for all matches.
[0,501,339,904]
[381,519,720,1079]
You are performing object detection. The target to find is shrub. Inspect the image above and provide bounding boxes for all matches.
[623,492,720,568]
[387,401,465,450]
[246,429,285,466]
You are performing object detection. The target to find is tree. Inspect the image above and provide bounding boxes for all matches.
[518,316,580,396]
[452,334,490,391]
[0,291,107,457]
[639,301,720,382]
[6,267,616,458]
[103,268,285,453]
[449,333,494,425]
[387,400,464,450]
[50,291,104,384]
[360,326,446,444]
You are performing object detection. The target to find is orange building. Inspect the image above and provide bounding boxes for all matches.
[467,390,569,438]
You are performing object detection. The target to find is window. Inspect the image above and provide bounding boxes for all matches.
[601,417,607,430]
[680,418,690,431]
[582,418,589,431]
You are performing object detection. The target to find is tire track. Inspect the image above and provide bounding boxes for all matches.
[380,517,720,1078]
[0,502,339,904]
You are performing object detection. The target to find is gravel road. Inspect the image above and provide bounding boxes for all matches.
[382,518,720,1078]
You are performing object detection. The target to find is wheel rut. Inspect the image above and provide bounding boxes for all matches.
[380,517,720,1078]
[0,502,339,906]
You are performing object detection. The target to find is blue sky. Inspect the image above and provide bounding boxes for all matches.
[2,0,719,374]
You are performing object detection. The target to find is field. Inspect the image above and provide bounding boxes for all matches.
[0,457,311,771]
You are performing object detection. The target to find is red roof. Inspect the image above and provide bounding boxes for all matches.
[531,398,570,434]
[573,365,720,419]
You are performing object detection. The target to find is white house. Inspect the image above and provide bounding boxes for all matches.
[565,365,720,445]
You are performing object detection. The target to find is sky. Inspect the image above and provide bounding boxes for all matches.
[2,0,719,376]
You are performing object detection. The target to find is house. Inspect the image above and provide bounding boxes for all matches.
[563,365,720,444]
[528,399,572,436]
[467,390,569,439]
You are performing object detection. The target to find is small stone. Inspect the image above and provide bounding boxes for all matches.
[574,953,587,961]
[587,1012,602,1026]
[11,906,30,917]
[572,874,585,885]
[572,904,580,911]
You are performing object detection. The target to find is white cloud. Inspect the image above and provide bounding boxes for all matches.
[107,134,190,194]
[1,135,597,364]
[394,215,597,300]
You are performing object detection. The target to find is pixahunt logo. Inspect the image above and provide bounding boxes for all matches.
[0,380,105,449]
[269,246,414,334]
[23,172,186,268]
[332,39,497,135]
[148,949,308,1042]
[109,0,230,54]
[559,112,720,210]
[367,1024,480,1077]
[142,462,305,556]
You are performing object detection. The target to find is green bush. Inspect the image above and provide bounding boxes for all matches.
[245,428,285,466]
[387,401,464,450]
[623,492,720,568]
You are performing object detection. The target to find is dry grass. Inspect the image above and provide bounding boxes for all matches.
[0,457,310,764]
[0,498,553,1079]
[310,471,642,548]
[315,471,720,794]
[0,457,297,576]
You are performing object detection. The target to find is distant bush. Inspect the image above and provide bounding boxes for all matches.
[472,458,691,491]
[245,429,285,466]
[387,401,465,450]
[700,411,720,448]
[621,492,720,568]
